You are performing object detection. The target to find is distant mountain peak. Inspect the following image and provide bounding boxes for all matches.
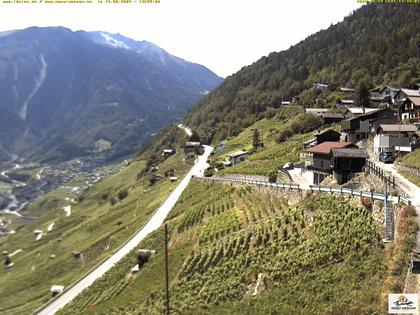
[99,32,130,49]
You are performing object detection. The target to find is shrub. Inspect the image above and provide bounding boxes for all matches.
[110,197,117,206]
[148,174,157,186]
[204,168,214,177]
[265,108,276,119]
[400,205,416,218]
[360,197,373,209]
[118,189,129,201]
[276,129,292,143]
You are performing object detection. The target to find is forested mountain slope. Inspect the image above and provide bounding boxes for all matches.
[184,4,420,142]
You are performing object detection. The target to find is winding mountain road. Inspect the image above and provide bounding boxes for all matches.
[35,145,213,315]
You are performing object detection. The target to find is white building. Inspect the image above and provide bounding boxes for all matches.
[313,83,328,91]
[373,124,417,155]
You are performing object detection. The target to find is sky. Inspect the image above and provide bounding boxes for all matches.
[0,0,363,78]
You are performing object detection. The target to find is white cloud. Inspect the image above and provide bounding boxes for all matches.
[0,0,362,77]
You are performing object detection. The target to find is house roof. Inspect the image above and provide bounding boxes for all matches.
[347,107,378,115]
[347,107,394,121]
[369,96,388,102]
[408,96,420,106]
[339,99,354,104]
[185,141,201,147]
[331,148,368,158]
[401,88,420,97]
[380,85,400,93]
[395,88,420,106]
[379,124,417,133]
[305,141,354,155]
[229,150,249,158]
[339,87,355,92]
[315,129,341,136]
[305,108,329,113]
[321,113,345,119]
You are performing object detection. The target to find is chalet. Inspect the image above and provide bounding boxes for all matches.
[185,141,201,151]
[321,112,345,125]
[330,148,368,184]
[341,107,397,143]
[379,86,400,104]
[229,150,249,165]
[394,88,420,124]
[162,149,174,157]
[305,142,367,184]
[305,141,356,184]
[305,108,329,117]
[303,129,341,149]
[184,141,202,159]
[313,83,328,91]
[373,124,418,155]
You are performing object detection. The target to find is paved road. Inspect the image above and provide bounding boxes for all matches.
[287,167,312,188]
[35,145,213,315]
[369,159,420,251]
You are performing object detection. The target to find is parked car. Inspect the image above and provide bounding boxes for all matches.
[379,151,396,164]
[282,162,294,170]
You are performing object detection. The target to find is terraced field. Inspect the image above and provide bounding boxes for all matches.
[58,180,409,315]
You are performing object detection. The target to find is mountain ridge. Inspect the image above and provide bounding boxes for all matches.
[0,26,222,165]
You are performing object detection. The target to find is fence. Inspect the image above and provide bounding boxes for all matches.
[365,160,396,189]
[197,176,411,206]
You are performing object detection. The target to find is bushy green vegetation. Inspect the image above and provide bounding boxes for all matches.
[399,149,420,168]
[397,149,420,186]
[59,181,402,315]
[276,113,322,143]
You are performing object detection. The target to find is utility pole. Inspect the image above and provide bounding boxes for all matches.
[164,223,170,315]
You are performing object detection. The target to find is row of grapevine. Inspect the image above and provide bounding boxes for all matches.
[177,207,205,232]
[199,209,242,244]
